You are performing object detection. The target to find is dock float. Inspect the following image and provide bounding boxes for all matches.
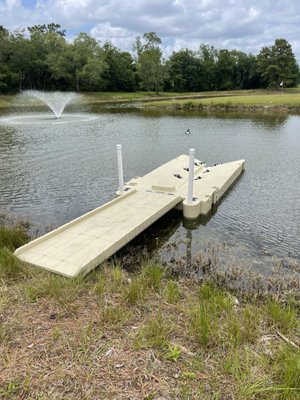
[14,149,245,277]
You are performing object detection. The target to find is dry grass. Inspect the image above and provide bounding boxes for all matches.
[0,227,300,399]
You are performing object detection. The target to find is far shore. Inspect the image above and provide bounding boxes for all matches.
[1,89,300,113]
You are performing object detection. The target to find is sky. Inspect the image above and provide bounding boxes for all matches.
[1,0,300,61]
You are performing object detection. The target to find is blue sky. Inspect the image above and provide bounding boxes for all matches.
[21,0,35,7]
[1,0,300,61]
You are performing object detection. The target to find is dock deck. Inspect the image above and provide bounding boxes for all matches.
[15,154,245,277]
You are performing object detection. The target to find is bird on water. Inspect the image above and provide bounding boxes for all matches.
[185,128,191,135]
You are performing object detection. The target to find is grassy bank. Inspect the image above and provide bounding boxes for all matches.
[144,92,300,112]
[0,96,14,109]
[1,226,300,399]
[0,92,196,109]
[1,89,300,112]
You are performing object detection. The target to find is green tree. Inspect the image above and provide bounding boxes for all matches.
[103,42,135,91]
[21,23,68,89]
[0,26,12,92]
[228,50,260,89]
[257,39,299,88]
[167,49,202,91]
[77,56,108,91]
[9,30,36,90]
[46,40,75,90]
[28,23,66,37]
[71,33,108,91]
[198,44,218,90]
[134,32,165,93]
[215,49,236,90]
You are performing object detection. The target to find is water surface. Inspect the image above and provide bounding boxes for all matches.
[0,102,299,271]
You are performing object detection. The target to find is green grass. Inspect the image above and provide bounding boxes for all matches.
[164,279,181,303]
[82,89,300,109]
[265,298,298,333]
[0,247,26,282]
[2,89,300,112]
[0,225,300,399]
[136,310,171,350]
[0,96,14,109]
[273,346,300,398]
[0,227,29,282]
[145,91,300,110]
[0,226,28,251]
[82,91,184,101]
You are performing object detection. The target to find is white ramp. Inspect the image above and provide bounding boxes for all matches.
[14,154,245,277]
[15,189,181,277]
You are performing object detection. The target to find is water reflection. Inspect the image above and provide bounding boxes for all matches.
[249,113,288,129]
[185,228,192,270]
[96,104,289,129]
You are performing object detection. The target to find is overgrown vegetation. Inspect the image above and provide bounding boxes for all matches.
[0,225,300,399]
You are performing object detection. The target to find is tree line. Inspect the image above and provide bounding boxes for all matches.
[0,24,299,93]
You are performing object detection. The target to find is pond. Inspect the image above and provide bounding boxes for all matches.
[0,100,299,272]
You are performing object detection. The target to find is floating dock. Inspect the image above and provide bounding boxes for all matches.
[14,152,245,277]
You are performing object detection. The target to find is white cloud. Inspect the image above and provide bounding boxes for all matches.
[90,23,134,50]
[5,0,21,7]
[0,0,300,61]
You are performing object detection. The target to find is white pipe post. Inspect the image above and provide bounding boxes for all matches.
[116,144,124,193]
[187,148,195,204]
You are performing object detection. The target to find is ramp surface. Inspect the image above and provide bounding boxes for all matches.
[15,155,245,277]
[15,190,181,277]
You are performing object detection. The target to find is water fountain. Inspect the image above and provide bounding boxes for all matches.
[0,90,98,125]
[23,90,78,119]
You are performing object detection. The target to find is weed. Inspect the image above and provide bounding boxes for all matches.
[183,101,195,109]
[165,279,181,303]
[273,345,300,397]
[0,376,30,398]
[144,392,157,400]
[92,267,108,296]
[0,226,28,251]
[189,303,216,347]
[141,263,164,292]
[51,327,62,342]
[0,247,27,282]
[26,274,83,312]
[198,281,234,313]
[93,264,127,298]
[165,344,181,361]
[222,348,272,399]
[190,282,239,347]
[0,321,14,345]
[265,299,298,332]
[112,264,125,287]
[137,311,170,349]
[226,307,260,347]
[181,371,197,380]
[76,322,96,361]
[124,276,145,305]
[100,305,131,327]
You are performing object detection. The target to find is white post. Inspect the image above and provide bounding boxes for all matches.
[116,144,124,193]
[187,148,195,204]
